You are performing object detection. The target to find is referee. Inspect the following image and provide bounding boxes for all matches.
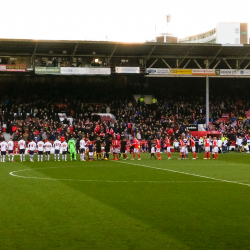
[120,138,128,160]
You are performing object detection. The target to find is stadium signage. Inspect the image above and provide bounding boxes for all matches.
[216,69,238,76]
[146,68,170,74]
[237,69,250,75]
[185,125,198,131]
[0,64,26,72]
[192,69,215,76]
[35,67,60,74]
[170,69,192,75]
[115,67,140,74]
[215,69,250,76]
[60,67,111,75]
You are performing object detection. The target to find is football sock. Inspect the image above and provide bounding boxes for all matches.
[41,155,43,161]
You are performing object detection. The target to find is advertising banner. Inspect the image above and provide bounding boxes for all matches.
[192,69,215,76]
[215,69,238,76]
[185,125,198,131]
[146,68,170,74]
[60,67,111,75]
[85,68,111,75]
[170,69,192,75]
[0,64,26,72]
[237,69,250,75]
[115,67,140,73]
[35,67,60,74]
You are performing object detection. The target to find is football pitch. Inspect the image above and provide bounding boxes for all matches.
[1,152,250,250]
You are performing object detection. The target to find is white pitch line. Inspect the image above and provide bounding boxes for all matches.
[8,166,224,183]
[117,161,250,187]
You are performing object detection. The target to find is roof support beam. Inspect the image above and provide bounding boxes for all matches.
[244,61,250,69]
[178,47,193,67]
[31,43,38,68]
[183,59,191,69]
[162,59,171,68]
[193,59,202,69]
[107,45,117,64]
[72,43,78,57]
[145,45,156,62]
[33,43,38,57]
[239,50,250,66]
[223,59,232,69]
[213,60,221,69]
[148,59,158,68]
[209,47,223,67]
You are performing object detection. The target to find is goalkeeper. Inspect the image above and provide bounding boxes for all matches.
[68,138,77,161]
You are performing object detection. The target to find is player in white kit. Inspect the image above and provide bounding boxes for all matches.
[28,140,36,162]
[79,138,86,161]
[18,137,26,162]
[44,140,52,161]
[8,138,15,162]
[53,138,61,161]
[0,141,8,162]
[37,140,45,161]
[61,141,68,161]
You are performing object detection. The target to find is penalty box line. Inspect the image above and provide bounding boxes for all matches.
[117,161,250,187]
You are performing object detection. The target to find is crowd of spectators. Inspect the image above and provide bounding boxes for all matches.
[0,79,250,143]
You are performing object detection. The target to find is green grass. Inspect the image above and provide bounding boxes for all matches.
[1,152,250,250]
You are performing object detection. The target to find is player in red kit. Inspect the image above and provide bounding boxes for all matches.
[213,137,219,159]
[156,139,161,160]
[113,140,120,160]
[166,136,171,160]
[179,138,186,160]
[204,137,211,159]
[131,138,141,160]
[190,137,197,159]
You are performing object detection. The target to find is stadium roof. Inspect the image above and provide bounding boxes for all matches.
[1,38,250,60]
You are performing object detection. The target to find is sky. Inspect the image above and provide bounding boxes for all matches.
[0,0,249,42]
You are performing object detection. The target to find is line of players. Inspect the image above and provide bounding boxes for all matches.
[177,136,219,160]
[0,135,220,162]
[0,137,68,162]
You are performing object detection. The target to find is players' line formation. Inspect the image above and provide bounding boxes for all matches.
[0,135,219,162]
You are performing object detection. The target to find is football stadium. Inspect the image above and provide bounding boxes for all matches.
[2,3,250,248]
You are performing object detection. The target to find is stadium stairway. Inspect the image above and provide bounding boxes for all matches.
[3,133,12,141]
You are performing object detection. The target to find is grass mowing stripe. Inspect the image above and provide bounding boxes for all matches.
[118,161,250,187]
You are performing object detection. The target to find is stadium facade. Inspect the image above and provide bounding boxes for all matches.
[179,22,248,45]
